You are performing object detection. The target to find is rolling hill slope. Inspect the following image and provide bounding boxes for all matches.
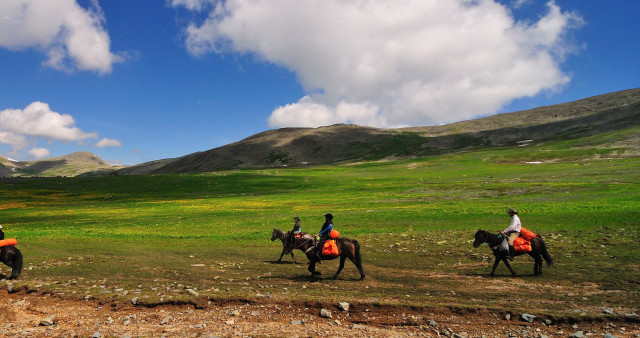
[2,87,638,177]
[0,152,114,178]
[141,87,640,174]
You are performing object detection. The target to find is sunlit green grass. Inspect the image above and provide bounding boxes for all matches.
[1,147,639,316]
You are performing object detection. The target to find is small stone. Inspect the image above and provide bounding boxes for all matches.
[603,308,614,315]
[161,316,171,325]
[521,313,536,323]
[338,302,350,312]
[290,320,303,325]
[92,332,102,338]
[351,324,366,330]
[130,297,139,306]
[320,308,332,318]
[428,320,438,327]
[603,334,617,338]
[504,313,511,320]
[186,288,199,296]
[39,314,57,326]
[569,331,585,338]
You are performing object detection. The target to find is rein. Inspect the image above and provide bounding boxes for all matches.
[290,237,315,253]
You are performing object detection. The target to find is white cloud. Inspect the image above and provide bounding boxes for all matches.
[0,101,99,159]
[175,0,582,127]
[95,138,122,148]
[28,147,50,160]
[0,0,122,74]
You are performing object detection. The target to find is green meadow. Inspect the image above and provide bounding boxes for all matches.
[1,147,639,316]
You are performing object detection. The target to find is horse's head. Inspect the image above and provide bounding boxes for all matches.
[271,228,278,241]
[473,229,487,248]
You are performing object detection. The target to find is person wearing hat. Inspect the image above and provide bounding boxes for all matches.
[501,208,521,260]
[0,224,4,240]
[292,217,302,235]
[314,213,333,261]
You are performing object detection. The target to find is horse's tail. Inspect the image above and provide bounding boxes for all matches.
[539,237,553,267]
[11,247,23,279]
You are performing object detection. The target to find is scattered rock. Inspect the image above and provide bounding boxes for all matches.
[504,313,511,321]
[338,302,350,312]
[521,313,536,323]
[130,297,139,306]
[39,314,57,326]
[569,331,585,338]
[290,320,303,325]
[320,308,332,318]
[603,334,617,338]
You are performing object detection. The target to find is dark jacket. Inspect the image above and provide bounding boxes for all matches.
[0,229,4,240]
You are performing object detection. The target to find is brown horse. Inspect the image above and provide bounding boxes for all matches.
[287,234,365,281]
[0,245,23,279]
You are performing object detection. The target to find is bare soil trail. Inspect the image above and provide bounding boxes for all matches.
[2,290,638,337]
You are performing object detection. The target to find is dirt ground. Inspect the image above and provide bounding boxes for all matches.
[1,290,639,337]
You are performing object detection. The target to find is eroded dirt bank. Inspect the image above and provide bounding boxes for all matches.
[1,290,639,337]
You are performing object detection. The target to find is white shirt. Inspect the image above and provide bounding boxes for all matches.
[504,215,521,234]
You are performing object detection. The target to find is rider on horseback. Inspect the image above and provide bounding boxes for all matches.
[314,213,333,261]
[501,208,521,260]
[292,216,302,235]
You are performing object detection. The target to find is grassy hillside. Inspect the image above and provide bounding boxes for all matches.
[140,87,640,174]
[1,143,638,315]
[0,152,114,178]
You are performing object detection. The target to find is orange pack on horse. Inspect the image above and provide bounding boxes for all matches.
[473,228,552,276]
[287,231,365,281]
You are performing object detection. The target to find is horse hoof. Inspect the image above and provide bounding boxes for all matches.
[313,271,322,275]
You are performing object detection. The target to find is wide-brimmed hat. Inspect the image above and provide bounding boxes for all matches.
[507,208,518,214]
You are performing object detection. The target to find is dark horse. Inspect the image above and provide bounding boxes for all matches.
[473,229,552,277]
[1,246,23,279]
[287,234,365,281]
[271,228,296,264]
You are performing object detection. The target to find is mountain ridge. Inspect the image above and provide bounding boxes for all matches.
[2,87,638,177]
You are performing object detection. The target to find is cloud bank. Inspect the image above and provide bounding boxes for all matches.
[0,0,122,74]
[0,102,120,160]
[174,0,583,128]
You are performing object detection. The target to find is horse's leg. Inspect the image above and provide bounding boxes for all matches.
[532,253,542,276]
[502,258,517,277]
[290,251,296,264]
[333,255,347,280]
[277,249,286,262]
[489,255,500,277]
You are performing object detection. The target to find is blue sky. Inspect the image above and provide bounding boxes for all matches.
[1,0,638,165]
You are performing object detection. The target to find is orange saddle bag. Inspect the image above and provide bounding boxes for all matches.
[0,238,18,247]
[322,240,339,256]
